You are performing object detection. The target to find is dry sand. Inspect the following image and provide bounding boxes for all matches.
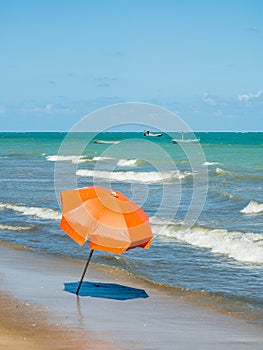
[1,243,263,350]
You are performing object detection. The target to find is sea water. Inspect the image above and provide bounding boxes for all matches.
[0,132,263,321]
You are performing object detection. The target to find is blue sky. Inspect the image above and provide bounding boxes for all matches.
[1,0,263,131]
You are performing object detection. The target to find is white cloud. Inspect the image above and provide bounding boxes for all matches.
[45,104,53,113]
[202,92,217,106]
[20,103,75,114]
[20,106,41,113]
[237,90,262,102]
[0,106,5,114]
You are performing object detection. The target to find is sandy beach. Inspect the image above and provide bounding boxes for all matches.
[0,243,263,350]
[0,291,96,350]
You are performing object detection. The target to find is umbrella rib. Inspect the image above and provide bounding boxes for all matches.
[92,204,106,232]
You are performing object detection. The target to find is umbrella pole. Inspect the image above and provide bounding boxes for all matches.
[76,249,94,295]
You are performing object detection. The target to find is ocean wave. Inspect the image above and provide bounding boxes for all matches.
[87,157,142,167]
[219,190,243,201]
[46,155,118,164]
[241,200,263,215]
[47,155,142,167]
[117,158,142,167]
[93,140,120,144]
[151,218,263,264]
[0,223,36,232]
[203,162,219,166]
[76,169,191,183]
[215,167,263,181]
[46,155,87,164]
[215,167,232,176]
[89,156,115,162]
[0,203,61,220]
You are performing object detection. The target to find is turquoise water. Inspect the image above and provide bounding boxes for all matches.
[0,132,263,319]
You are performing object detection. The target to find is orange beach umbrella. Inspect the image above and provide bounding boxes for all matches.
[60,186,153,295]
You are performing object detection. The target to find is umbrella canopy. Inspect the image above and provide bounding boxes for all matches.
[60,186,153,254]
[60,186,153,295]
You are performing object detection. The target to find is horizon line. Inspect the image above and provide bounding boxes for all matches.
[0,130,262,133]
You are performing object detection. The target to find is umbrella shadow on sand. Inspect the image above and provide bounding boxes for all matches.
[64,281,149,300]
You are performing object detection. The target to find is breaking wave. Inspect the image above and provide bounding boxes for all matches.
[46,155,87,164]
[0,203,61,220]
[76,169,191,183]
[46,155,142,167]
[0,223,36,232]
[203,162,219,166]
[89,156,115,162]
[117,158,142,167]
[215,167,232,176]
[87,157,142,167]
[241,200,263,215]
[151,217,263,264]
[215,167,263,181]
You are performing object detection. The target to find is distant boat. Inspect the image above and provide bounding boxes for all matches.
[93,140,120,144]
[144,130,163,137]
[172,132,199,144]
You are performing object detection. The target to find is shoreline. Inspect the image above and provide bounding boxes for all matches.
[2,240,262,327]
[1,244,263,349]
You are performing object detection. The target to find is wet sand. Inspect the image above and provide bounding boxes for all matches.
[1,243,263,350]
[0,291,98,350]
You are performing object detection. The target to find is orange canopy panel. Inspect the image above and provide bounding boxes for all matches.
[60,186,153,254]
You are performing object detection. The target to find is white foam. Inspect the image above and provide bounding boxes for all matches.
[90,156,115,162]
[46,155,86,163]
[203,162,219,166]
[76,169,190,183]
[0,203,61,220]
[72,158,88,164]
[0,224,35,231]
[215,167,232,175]
[241,200,263,214]
[117,158,141,167]
[94,140,120,144]
[152,218,263,264]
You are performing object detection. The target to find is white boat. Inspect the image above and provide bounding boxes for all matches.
[172,132,199,144]
[144,130,163,137]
